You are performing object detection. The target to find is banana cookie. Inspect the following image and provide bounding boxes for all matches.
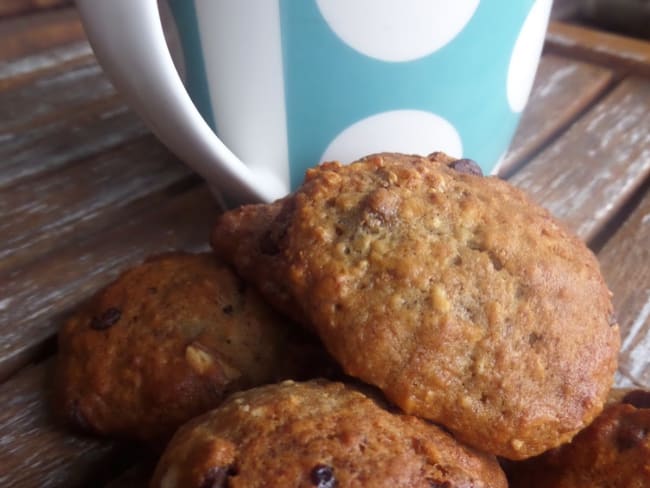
[54,252,310,443]
[151,380,508,488]
[212,199,307,326]
[506,389,650,487]
[211,152,620,459]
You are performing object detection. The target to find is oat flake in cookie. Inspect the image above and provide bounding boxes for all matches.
[150,380,507,488]
[54,252,310,443]
[212,152,621,460]
[506,389,650,487]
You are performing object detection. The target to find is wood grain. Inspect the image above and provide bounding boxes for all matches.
[501,54,613,177]
[598,185,650,388]
[0,359,124,488]
[0,40,93,91]
[0,53,149,188]
[0,95,147,188]
[546,20,650,77]
[0,0,73,18]
[0,7,83,62]
[0,135,191,271]
[0,184,220,381]
[509,77,650,241]
[1,56,114,132]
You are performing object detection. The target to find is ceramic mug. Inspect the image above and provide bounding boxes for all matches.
[76,0,553,204]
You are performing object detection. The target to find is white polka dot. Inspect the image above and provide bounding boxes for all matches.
[315,0,479,62]
[320,110,463,164]
[507,0,553,112]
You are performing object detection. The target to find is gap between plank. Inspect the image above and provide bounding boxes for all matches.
[502,74,621,180]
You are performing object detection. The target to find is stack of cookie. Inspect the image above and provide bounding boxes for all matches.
[54,252,332,443]
[55,153,648,487]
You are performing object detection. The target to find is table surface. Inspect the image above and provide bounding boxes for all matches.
[1,7,650,487]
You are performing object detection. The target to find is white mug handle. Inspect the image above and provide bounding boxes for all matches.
[75,0,288,204]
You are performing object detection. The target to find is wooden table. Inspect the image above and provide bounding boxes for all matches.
[1,7,650,487]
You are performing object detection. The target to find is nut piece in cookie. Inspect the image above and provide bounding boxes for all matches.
[54,252,320,443]
[212,152,620,460]
[505,389,650,487]
[151,380,508,488]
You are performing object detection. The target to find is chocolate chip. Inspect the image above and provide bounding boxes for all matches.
[200,466,235,488]
[310,464,337,488]
[616,421,647,451]
[428,480,452,488]
[622,390,650,409]
[450,158,483,176]
[528,332,543,346]
[222,304,234,315]
[90,307,121,330]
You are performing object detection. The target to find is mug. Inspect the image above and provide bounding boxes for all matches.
[76,0,553,204]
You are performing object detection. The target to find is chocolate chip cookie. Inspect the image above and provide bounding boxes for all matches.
[506,389,650,487]
[150,380,508,488]
[54,252,312,443]
[211,152,620,459]
[211,198,307,326]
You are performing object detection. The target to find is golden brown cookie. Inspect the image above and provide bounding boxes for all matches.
[151,380,508,488]
[211,152,620,459]
[54,252,316,443]
[211,198,307,326]
[506,389,650,487]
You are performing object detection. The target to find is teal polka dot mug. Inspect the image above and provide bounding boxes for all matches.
[77,0,552,204]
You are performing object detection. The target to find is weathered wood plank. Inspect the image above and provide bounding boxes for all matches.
[0,184,220,381]
[0,0,73,19]
[1,57,114,131]
[508,77,650,242]
[0,95,147,187]
[0,52,150,189]
[0,359,160,488]
[546,20,650,77]
[598,185,650,388]
[0,359,127,488]
[0,7,81,62]
[0,40,93,91]
[501,54,613,176]
[0,135,191,271]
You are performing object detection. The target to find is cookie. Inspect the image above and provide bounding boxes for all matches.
[54,252,314,443]
[150,380,508,488]
[506,389,650,487]
[211,152,620,459]
[212,198,307,326]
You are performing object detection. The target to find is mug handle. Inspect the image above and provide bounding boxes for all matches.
[75,0,288,204]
